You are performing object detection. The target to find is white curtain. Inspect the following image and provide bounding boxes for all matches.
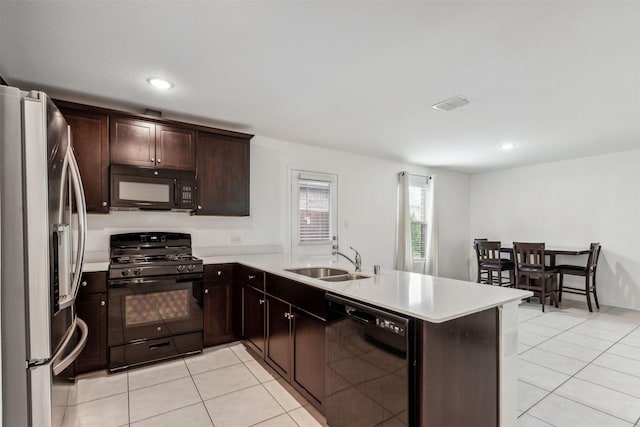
[425,175,438,276]
[395,172,413,271]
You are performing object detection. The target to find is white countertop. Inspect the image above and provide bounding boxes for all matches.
[83,252,532,323]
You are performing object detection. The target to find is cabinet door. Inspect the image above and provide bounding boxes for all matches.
[62,109,109,213]
[242,285,265,356]
[292,307,325,409]
[195,132,250,216]
[266,296,292,380]
[156,125,195,171]
[203,282,235,347]
[75,293,108,374]
[110,117,156,167]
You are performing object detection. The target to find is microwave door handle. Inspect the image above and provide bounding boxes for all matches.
[52,317,88,375]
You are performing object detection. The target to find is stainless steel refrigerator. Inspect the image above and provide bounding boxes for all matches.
[1,85,88,426]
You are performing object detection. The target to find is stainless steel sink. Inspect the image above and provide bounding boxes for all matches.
[285,267,349,278]
[319,274,370,282]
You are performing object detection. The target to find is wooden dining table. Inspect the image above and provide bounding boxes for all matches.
[499,245,590,267]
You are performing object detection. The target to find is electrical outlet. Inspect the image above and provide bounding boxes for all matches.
[230,235,241,245]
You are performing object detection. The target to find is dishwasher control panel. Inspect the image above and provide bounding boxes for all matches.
[376,317,406,336]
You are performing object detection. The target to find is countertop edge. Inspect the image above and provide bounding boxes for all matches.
[82,256,533,323]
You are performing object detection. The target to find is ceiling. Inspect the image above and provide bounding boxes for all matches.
[1,1,639,174]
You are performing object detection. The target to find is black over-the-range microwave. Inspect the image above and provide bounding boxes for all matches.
[110,164,196,210]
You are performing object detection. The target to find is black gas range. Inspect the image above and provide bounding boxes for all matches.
[109,232,203,279]
[107,232,204,371]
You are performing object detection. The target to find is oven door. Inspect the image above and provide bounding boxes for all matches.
[108,274,204,347]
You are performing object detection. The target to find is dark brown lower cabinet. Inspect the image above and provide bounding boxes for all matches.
[242,284,265,356]
[291,307,325,409]
[261,272,327,412]
[75,272,108,374]
[204,282,235,347]
[265,296,292,380]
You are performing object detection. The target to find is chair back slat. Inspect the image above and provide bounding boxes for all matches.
[587,242,601,273]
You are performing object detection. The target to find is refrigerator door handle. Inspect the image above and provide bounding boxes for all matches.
[52,317,88,376]
[59,132,87,310]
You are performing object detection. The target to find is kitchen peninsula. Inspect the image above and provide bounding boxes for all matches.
[84,252,530,426]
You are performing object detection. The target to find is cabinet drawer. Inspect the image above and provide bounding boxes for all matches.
[237,265,265,290]
[204,263,234,284]
[266,273,325,320]
[79,271,107,295]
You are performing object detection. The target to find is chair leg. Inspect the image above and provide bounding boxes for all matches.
[509,269,515,287]
[498,270,503,287]
[585,275,593,312]
[553,275,559,308]
[592,273,600,309]
[558,273,563,303]
[477,267,481,283]
[541,282,546,312]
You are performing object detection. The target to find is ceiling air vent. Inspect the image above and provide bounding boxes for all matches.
[432,96,470,112]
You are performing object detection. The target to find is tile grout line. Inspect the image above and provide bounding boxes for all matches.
[126,369,131,426]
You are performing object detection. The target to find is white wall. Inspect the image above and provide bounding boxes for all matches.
[87,135,471,280]
[469,149,640,310]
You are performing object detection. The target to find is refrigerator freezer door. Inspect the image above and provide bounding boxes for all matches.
[29,317,88,427]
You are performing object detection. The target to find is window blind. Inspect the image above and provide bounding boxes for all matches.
[409,179,430,260]
[298,179,332,242]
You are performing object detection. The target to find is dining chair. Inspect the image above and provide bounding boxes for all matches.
[556,243,601,312]
[512,242,558,312]
[474,241,515,287]
[473,238,488,283]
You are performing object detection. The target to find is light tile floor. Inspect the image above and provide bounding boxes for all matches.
[67,300,640,427]
[517,299,640,427]
[66,343,325,427]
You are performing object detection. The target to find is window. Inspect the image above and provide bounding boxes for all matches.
[409,176,430,260]
[298,179,332,242]
[291,171,337,253]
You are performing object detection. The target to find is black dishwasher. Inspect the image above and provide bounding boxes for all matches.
[325,293,415,427]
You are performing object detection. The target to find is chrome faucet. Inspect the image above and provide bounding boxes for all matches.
[332,246,362,272]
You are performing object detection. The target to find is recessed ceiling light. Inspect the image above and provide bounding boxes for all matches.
[501,142,516,150]
[147,78,173,90]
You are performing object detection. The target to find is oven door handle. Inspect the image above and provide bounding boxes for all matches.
[109,274,203,286]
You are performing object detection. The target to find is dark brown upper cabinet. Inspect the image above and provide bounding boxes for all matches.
[60,108,110,213]
[111,117,195,171]
[196,132,250,216]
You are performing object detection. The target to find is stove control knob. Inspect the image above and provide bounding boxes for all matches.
[188,264,195,271]
[177,265,185,272]
[121,269,130,276]
[133,268,142,276]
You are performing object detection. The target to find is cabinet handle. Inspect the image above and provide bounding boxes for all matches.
[81,281,87,287]
[284,312,289,319]
[198,205,202,210]
[100,300,105,306]
[157,158,161,163]
[205,289,209,294]
[102,201,107,207]
[150,157,155,162]
[217,270,222,276]
[259,299,265,305]
[248,275,256,280]
[289,313,294,320]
